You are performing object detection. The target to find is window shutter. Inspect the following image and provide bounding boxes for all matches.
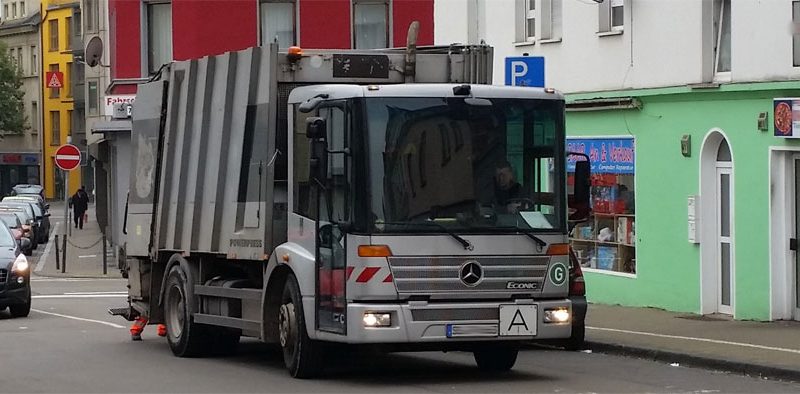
[540,0,552,40]
[515,0,526,42]
[598,0,611,32]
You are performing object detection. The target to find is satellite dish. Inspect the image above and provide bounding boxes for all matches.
[85,36,104,68]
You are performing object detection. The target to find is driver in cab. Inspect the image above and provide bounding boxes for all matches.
[494,161,524,213]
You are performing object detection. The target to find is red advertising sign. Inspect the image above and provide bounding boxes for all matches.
[55,144,81,171]
[46,71,64,88]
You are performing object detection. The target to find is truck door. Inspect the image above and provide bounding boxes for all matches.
[315,102,350,334]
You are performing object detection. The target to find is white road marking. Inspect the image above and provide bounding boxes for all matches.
[30,309,125,329]
[32,294,127,299]
[34,222,60,273]
[77,255,97,258]
[64,291,128,295]
[30,277,125,282]
[588,326,800,355]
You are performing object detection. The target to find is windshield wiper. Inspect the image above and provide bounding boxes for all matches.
[494,226,548,251]
[377,221,474,251]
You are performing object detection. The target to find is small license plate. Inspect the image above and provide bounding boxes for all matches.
[498,304,537,336]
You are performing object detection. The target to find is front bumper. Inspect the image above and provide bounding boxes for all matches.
[0,273,31,307]
[310,299,573,344]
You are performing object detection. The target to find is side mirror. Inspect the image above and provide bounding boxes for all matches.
[45,203,50,210]
[306,117,327,139]
[570,159,591,221]
[20,238,31,250]
[309,139,329,183]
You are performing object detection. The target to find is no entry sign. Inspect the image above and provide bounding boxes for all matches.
[55,144,81,171]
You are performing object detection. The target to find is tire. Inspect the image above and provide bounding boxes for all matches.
[473,346,519,372]
[279,273,323,378]
[163,266,208,357]
[9,290,31,318]
[562,322,586,351]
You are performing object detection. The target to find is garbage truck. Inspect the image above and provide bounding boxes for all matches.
[111,36,590,378]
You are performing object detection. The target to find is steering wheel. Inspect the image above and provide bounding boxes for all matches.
[505,198,536,211]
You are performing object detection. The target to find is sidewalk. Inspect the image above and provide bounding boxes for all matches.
[585,303,800,382]
[33,202,122,278]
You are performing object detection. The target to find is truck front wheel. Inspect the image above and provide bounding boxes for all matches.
[473,345,519,372]
[279,273,323,378]
[164,266,208,357]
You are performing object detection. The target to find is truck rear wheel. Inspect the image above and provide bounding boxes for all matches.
[473,346,519,372]
[164,266,208,357]
[279,273,323,378]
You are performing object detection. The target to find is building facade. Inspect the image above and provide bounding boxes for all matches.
[41,0,81,199]
[435,0,800,321]
[95,0,436,261]
[0,0,42,196]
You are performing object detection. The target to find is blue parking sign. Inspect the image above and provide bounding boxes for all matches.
[505,57,545,87]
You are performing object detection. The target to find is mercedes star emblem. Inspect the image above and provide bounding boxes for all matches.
[460,261,484,287]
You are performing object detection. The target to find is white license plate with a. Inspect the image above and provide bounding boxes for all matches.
[498,304,537,336]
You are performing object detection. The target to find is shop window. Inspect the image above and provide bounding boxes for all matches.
[567,137,636,275]
[353,0,388,49]
[260,0,296,48]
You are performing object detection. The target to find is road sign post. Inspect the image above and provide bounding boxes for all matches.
[55,144,81,272]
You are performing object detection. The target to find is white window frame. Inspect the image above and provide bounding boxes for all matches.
[258,0,299,48]
[351,0,391,50]
[141,0,173,77]
[539,0,561,42]
[524,0,536,42]
[794,0,800,67]
[20,1,25,17]
[12,2,17,18]
[713,0,731,81]
[599,0,624,35]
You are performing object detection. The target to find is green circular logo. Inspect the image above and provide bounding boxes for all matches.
[549,263,568,286]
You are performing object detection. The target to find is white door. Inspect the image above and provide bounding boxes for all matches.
[716,166,733,315]
[793,158,800,320]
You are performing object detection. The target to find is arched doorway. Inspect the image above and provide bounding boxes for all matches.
[700,130,735,315]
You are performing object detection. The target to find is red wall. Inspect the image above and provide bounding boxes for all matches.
[299,0,351,49]
[393,0,434,47]
[172,0,258,61]
[109,0,141,82]
[109,0,435,93]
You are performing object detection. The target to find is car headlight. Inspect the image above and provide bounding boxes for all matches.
[12,253,29,272]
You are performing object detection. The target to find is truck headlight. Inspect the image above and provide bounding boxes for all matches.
[543,308,570,323]
[12,254,29,272]
[363,312,391,327]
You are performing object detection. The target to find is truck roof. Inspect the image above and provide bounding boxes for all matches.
[287,84,564,105]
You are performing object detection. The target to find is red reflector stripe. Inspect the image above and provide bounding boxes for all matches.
[383,273,393,283]
[346,266,355,281]
[355,267,381,283]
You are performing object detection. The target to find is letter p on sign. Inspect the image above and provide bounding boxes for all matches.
[504,57,545,87]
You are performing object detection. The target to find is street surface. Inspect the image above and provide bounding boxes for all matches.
[2,276,799,393]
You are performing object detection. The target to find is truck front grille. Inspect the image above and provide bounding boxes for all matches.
[388,256,548,294]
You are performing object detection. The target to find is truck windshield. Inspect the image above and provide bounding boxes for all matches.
[363,96,565,234]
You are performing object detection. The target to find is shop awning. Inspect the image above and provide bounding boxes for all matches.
[91,120,132,134]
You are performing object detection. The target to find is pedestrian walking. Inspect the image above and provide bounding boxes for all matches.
[70,186,89,229]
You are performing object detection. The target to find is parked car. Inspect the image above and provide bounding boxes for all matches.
[3,195,49,215]
[2,197,50,243]
[0,208,37,251]
[0,213,33,256]
[11,184,43,198]
[0,202,41,246]
[0,222,32,318]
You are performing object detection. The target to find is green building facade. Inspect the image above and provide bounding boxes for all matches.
[565,81,800,321]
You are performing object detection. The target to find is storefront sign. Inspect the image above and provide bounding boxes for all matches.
[0,153,39,165]
[104,95,136,117]
[773,98,800,138]
[566,137,635,174]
